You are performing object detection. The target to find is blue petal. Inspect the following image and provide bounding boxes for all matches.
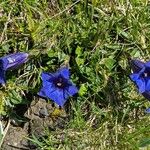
[0,53,28,70]
[38,87,47,98]
[67,85,78,96]
[142,92,150,101]
[136,78,145,93]
[145,61,150,73]
[145,108,150,114]
[42,82,55,92]
[40,82,67,106]
[41,72,54,81]
[139,67,146,75]
[130,59,145,73]
[42,80,53,88]
[130,73,140,81]
[145,78,150,91]
[145,61,150,68]
[41,72,61,84]
[58,67,70,79]
[0,69,5,84]
[47,89,66,106]
[130,74,145,92]
[38,82,55,97]
[0,59,8,71]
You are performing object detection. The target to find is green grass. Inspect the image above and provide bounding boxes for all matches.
[0,0,150,149]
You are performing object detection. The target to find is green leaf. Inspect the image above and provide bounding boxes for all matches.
[8,91,29,105]
[139,138,150,147]
[10,112,30,125]
[27,15,35,31]
[79,84,87,96]
[105,44,120,50]
[76,57,84,66]
[47,50,56,58]
[103,58,116,70]
[75,46,82,56]
[118,59,127,70]
[29,49,40,57]
[2,44,10,52]
[130,49,141,58]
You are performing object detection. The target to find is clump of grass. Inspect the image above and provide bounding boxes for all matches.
[0,0,150,149]
[29,100,150,150]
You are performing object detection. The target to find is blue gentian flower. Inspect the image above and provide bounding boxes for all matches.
[38,67,78,107]
[130,59,150,98]
[130,59,150,112]
[0,52,28,84]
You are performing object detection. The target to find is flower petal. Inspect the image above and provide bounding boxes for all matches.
[145,61,150,73]
[0,69,5,84]
[38,87,47,98]
[136,78,145,93]
[0,52,28,70]
[145,78,150,91]
[142,92,150,100]
[58,67,70,79]
[47,89,66,106]
[40,81,67,106]
[0,59,8,71]
[130,73,140,81]
[130,59,145,73]
[41,72,54,81]
[130,73,145,93]
[38,82,54,98]
[67,85,78,96]
[145,61,150,68]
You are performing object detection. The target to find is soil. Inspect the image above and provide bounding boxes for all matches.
[1,98,67,150]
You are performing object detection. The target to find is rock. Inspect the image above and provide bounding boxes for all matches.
[2,97,68,149]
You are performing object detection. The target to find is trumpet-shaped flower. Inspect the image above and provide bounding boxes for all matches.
[130,59,150,100]
[38,67,78,107]
[130,59,150,112]
[0,52,28,84]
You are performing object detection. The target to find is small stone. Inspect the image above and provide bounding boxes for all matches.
[39,107,49,117]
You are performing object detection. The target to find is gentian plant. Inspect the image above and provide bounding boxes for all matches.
[38,67,78,107]
[130,59,150,113]
[130,59,150,99]
[0,52,28,84]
